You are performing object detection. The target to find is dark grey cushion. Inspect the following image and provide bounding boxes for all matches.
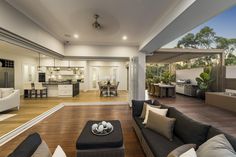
[142,128,184,157]
[167,144,197,157]
[168,107,210,146]
[76,120,123,150]
[207,127,236,151]
[152,99,161,106]
[134,117,145,129]
[132,100,152,117]
[8,133,42,157]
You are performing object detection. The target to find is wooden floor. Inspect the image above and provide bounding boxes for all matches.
[0,90,128,137]
[0,105,145,157]
[1,92,236,157]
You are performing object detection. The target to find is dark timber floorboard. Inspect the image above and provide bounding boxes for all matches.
[1,94,236,157]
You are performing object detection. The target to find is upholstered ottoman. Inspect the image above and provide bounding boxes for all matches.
[76,120,124,157]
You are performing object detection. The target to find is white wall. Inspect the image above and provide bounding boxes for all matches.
[0,1,64,55]
[65,45,138,58]
[176,68,203,85]
[0,50,38,95]
[226,66,236,79]
[88,61,128,90]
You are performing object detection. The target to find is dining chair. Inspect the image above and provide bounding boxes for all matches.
[23,82,34,98]
[34,82,48,98]
[110,82,119,96]
[98,82,107,97]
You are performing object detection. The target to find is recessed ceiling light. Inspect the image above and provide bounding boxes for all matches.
[122,35,127,40]
[73,34,79,39]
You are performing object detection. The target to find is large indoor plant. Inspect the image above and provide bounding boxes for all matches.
[195,68,213,99]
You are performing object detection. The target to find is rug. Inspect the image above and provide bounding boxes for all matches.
[0,114,17,121]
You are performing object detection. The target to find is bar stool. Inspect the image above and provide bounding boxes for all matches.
[23,82,34,98]
[34,82,48,98]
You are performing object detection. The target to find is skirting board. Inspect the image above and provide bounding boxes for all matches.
[0,103,64,146]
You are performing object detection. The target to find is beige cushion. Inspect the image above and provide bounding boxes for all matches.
[146,110,176,141]
[31,140,52,157]
[180,148,197,157]
[0,88,14,98]
[52,145,67,157]
[140,102,161,119]
[196,134,236,157]
[167,144,197,157]
[143,105,168,124]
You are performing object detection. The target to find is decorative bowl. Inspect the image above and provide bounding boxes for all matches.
[91,121,114,136]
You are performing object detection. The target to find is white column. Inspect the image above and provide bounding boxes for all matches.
[129,52,146,106]
[137,52,146,100]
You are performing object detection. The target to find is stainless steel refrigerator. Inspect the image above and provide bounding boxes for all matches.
[0,59,14,88]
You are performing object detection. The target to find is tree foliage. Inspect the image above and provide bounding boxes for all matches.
[177,26,236,67]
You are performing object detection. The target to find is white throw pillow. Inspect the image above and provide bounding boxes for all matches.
[180,148,197,157]
[143,105,168,124]
[52,145,67,157]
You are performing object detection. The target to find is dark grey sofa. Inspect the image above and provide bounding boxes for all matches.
[132,100,236,157]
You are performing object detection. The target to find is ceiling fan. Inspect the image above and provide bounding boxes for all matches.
[92,14,102,30]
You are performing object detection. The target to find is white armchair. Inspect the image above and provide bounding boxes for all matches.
[0,89,20,112]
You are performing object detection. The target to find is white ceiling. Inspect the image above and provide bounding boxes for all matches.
[5,0,182,46]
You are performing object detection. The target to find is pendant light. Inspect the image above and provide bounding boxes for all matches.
[68,60,71,71]
[37,53,41,71]
[53,58,56,70]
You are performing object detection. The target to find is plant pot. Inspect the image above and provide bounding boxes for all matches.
[196,89,205,100]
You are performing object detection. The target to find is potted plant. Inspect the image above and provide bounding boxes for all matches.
[153,76,161,84]
[161,71,175,85]
[195,68,213,99]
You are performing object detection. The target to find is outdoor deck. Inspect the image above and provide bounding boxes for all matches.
[148,93,236,137]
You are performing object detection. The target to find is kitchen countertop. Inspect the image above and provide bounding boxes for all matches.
[43,82,79,85]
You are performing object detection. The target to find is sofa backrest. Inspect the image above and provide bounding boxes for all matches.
[207,127,236,151]
[0,88,14,98]
[132,100,152,117]
[167,107,210,147]
[8,133,42,157]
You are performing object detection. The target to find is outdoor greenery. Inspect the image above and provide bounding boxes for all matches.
[196,67,214,92]
[160,71,175,84]
[146,26,236,84]
[146,64,169,80]
[177,26,236,67]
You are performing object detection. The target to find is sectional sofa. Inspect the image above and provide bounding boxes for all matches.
[132,100,236,157]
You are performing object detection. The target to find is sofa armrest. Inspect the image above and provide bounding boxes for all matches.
[0,90,20,112]
[132,100,152,117]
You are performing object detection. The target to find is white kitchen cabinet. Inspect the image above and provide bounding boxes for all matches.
[59,70,74,75]
[58,85,73,97]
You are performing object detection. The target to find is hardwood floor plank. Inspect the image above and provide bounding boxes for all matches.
[1,92,236,157]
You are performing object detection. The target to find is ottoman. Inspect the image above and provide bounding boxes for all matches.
[76,120,124,157]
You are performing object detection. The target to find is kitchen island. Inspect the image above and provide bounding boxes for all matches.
[43,82,80,97]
